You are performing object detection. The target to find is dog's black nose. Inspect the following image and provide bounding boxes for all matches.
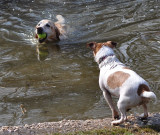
[37,27,43,34]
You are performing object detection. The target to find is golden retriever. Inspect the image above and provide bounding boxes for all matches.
[35,15,66,43]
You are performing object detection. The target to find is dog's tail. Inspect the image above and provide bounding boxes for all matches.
[140,91,157,104]
[56,15,65,25]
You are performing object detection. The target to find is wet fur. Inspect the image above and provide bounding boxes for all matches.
[35,15,66,43]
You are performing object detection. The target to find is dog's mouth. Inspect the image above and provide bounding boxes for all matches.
[36,27,47,43]
[38,33,47,43]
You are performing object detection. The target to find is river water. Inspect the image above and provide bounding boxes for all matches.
[0,0,160,126]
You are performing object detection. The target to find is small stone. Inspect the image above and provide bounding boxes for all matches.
[2,126,9,129]
[133,124,139,128]
[14,128,19,132]
[64,122,70,126]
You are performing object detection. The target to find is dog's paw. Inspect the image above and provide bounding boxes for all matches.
[111,118,125,126]
[138,113,148,121]
[111,121,120,126]
[138,116,148,121]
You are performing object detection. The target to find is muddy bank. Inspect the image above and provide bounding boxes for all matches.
[0,112,160,135]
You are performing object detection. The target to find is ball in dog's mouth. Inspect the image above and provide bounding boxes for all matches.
[38,33,47,43]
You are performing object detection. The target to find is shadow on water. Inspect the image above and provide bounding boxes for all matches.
[0,0,160,126]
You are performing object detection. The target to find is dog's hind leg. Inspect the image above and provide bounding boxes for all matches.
[103,90,119,119]
[111,98,127,125]
[140,104,148,120]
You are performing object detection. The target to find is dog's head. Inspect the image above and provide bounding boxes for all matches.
[87,41,117,56]
[87,41,117,64]
[35,20,60,43]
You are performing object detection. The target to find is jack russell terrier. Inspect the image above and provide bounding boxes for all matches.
[87,41,157,125]
[35,15,66,43]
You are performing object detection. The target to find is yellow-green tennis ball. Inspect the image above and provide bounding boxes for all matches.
[38,33,47,39]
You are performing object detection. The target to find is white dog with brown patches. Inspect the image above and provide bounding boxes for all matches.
[87,41,157,125]
[35,15,66,43]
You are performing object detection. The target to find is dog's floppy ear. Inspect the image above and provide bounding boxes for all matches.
[111,41,117,48]
[87,42,96,50]
[55,27,60,40]
[34,29,38,38]
[105,41,117,48]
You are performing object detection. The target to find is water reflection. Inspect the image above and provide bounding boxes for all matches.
[37,44,60,61]
[0,0,160,126]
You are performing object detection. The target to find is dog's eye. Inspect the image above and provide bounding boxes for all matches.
[46,24,50,27]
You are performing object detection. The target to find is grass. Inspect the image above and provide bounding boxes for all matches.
[51,125,160,135]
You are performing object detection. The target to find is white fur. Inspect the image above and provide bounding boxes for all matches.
[140,91,157,104]
[95,45,157,125]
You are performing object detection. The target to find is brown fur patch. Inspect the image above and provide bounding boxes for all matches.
[137,84,150,96]
[94,43,103,54]
[103,41,117,49]
[107,71,130,89]
[87,41,117,55]
[55,26,60,40]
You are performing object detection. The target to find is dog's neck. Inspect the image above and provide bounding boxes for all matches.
[95,46,124,69]
[98,54,114,64]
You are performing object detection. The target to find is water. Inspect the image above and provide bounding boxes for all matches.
[0,0,160,126]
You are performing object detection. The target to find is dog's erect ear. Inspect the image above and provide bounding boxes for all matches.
[87,42,96,50]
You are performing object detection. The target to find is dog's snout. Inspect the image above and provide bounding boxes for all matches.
[37,27,43,34]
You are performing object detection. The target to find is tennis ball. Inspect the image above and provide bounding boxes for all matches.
[38,33,47,39]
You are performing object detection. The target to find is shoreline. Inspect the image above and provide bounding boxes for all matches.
[0,112,160,135]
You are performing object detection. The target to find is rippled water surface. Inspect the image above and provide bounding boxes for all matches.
[0,0,160,126]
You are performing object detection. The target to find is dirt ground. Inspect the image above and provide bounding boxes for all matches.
[0,112,160,135]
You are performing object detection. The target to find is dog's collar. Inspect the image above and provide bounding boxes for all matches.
[98,54,114,64]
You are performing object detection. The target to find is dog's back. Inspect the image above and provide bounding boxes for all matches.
[99,49,156,106]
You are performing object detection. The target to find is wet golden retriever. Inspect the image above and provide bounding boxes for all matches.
[35,15,66,43]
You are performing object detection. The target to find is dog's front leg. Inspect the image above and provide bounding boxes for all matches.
[103,90,119,119]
